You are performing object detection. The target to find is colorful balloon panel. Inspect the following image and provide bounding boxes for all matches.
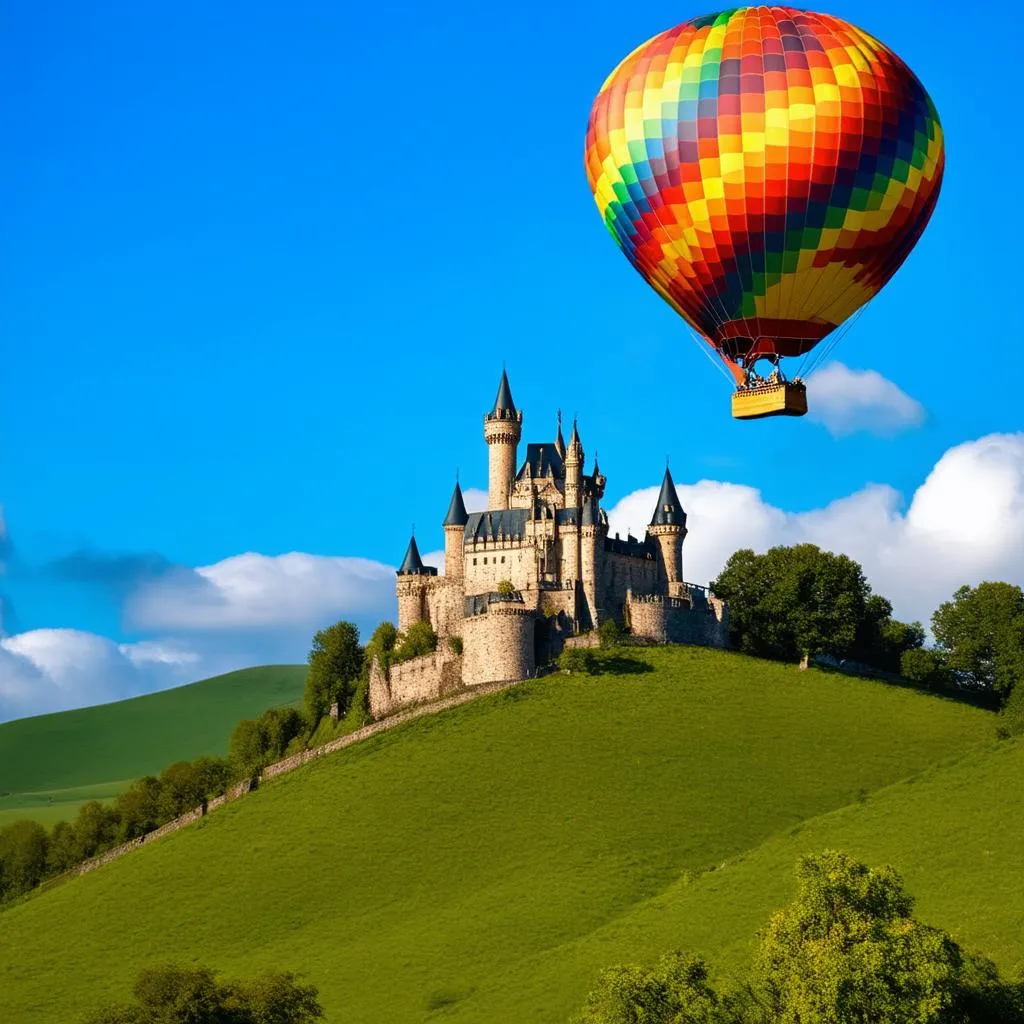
[585,7,944,373]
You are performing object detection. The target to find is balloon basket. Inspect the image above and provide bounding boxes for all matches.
[731,380,808,420]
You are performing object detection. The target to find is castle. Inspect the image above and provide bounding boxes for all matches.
[368,371,729,717]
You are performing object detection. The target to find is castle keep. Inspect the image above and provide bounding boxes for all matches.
[369,372,728,716]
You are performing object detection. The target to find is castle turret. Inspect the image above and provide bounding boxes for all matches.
[484,370,522,510]
[579,493,603,628]
[647,468,688,598]
[442,480,468,580]
[396,534,436,632]
[554,410,566,461]
[564,418,584,510]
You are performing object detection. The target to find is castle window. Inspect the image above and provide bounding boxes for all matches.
[483,557,488,564]
[473,558,477,565]
[501,556,506,563]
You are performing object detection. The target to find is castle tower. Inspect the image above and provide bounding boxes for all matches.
[647,468,688,598]
[442,480,468,580]
[579,493,603,628]
[554,410,566,462]
[396,534,436,632]
[484,370,522,510]
[564,418,584,510]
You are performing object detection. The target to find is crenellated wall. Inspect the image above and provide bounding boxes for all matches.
[626,590,729,648]
[369,648,463,719]
[462,603,535,686]
[425,578,464,639]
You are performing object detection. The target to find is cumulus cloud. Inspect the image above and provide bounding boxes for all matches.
[462,488,488,513]
[0,629,202,720]
[608,433,1024,626]
[126,553,396,631]
[806,362,925,437]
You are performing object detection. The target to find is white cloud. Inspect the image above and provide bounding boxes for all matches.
[0,629,200,721]
[126,552,396,631]
[608,433,1024,625]
[463,488,488,513]
[807,362,925,437]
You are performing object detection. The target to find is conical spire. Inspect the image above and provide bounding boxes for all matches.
[566,417,583,462]
[650,467,686,527]
[554,410,566,460]
[398,535,426,574]
[490,369,516,418]
[443,481,468,527]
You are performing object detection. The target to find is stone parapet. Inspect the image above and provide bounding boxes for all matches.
[368,648,463,719]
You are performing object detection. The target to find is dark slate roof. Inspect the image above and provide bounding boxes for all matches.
[554,418,566,459]
[398,535,435,575]
[650,468,686,527]
[465,508,529,542]
[489,370,516,417]
[605,533,657,559]
[516,443,565,481]
[555,506,579,527]
[443,481,468,527]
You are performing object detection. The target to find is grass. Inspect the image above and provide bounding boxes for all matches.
[0,665,306,826]
[0,647,1009,1023]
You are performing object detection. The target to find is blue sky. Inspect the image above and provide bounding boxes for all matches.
[2,0,1023,717]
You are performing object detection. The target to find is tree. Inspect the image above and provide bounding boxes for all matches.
[47,819,81,875]
[158,761,209,820]
[73,800,120,860]
[256,709,306,763]
[304,620,363,723]
[901,647,952,691]
[81,963,324,1024]
[229,719,268,780]
[572,952,737,1024]
[363,620,399,676]
[0,819,49,901]
[712,545,873,662]
[392,620,438,664]
[752,850,1015,1024]
[932,582,1024,703]
[116,776,164,841]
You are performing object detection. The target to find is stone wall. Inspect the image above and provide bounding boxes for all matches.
[462,603,535,686]
[462,539,535,594]
[368,647,463,719]
[600,551,659,623]
[626,591,729,649]
[425,578,464,639]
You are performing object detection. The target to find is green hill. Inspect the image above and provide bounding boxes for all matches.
[0,647,1013,1024]
[0,665,307,827]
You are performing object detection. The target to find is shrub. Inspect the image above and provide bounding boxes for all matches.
[393,621,438,664]
[364,621,400,676]
[598,619,625,648]
[115,776,164,841]
[558,648,596,674]
[496,578,516,597]
[900,647,951,691]
[448,635,464,656]
[305,620,363,724]
[0,819,49,902]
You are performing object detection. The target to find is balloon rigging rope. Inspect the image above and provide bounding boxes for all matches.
[685,324,738,384]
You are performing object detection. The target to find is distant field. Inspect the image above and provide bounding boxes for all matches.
[0,665,306,826]
[0,646,1007,1024]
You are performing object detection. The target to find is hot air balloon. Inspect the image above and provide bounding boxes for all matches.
[585,6,944,420]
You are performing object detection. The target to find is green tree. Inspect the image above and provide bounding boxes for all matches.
[363,620,399,676]
[158,761,208,820]
[256,708,306,762]
[81,963,324,1024]
[0,819,49,901]
[392,620,438,664]
[712,545,889,664]
[901,647,952,691]
[496,578,516,596]
[229,718,270,780]
[753,850,1001,1024]
[932,582,1024,703]
[73,800,120,859]
[47,819,81,875]
[116,776,165,841]
[305,620,363,723]
[572,951,737,1024]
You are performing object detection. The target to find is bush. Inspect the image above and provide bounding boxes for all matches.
[305,620,363,724]
[364,621,399,676]
[0,819,49,902]
[558,648,596,674]
[81,962,324,1024]
[901,647,951,691]
[393,621,438,664]
[496,579,516,596]
[448,635,464,656]
[115,777,164,841]
[598,619,625,648]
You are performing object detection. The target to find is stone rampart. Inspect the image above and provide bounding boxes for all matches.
[626,590,729,648]
[462,603,534,686]
[368,647,463,719]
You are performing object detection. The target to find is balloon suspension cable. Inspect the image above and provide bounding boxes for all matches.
[796,303,871,380]
[683,324,737,385]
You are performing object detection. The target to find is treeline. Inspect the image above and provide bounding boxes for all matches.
[0,616,438,908]
[711,545,1024,731]
[573,850,1024,1024]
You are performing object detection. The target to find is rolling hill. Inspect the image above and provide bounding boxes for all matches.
[0,647,1015,1024]
[0,665,307,827]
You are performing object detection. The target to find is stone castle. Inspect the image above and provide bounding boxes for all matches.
[369,371,729,717]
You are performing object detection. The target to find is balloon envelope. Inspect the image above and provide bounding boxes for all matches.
[585,7,944,382]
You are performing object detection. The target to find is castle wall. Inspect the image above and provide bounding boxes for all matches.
[463,540,535,594]
[462,605,535,686]
[369,648,463,719]
[425,578,464,639]
[626,592,729,648]
[397,578,427,633]
[600,551,659,623]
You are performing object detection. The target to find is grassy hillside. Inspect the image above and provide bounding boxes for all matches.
[0,647,1007,1024]
[0,665,306,826]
